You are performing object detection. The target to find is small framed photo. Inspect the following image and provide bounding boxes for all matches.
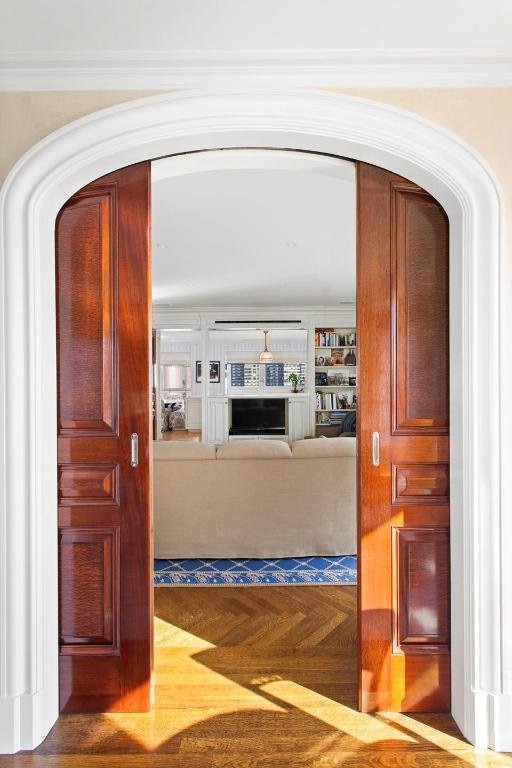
[196,360,221,383]
[209,361,220,383]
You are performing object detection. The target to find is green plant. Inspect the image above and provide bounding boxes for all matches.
[287,372,301,391]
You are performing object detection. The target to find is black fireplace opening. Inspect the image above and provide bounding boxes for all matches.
[229,398,286,435]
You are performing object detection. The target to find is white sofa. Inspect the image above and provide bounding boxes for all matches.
[153,437,356,558]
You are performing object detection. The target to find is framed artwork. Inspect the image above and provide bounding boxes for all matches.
[196,360,221,383]
[209,361,220,383]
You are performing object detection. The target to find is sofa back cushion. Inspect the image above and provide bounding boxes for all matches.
[153,440,217,460]
[216,439,292,459]
[291,436,356,458]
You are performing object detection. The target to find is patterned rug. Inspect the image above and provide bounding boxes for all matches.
[154,555,357,586]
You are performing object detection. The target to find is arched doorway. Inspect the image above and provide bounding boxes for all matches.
[0,90,507,752]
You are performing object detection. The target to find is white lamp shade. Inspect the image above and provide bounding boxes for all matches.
[259,330,273,363]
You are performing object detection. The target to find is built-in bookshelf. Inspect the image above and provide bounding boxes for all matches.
[314,327,357,436]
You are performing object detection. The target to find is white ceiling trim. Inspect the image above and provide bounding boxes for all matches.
[152,305,357,329]
[1,48,512,90]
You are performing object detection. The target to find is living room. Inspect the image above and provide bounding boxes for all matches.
[152,148,357,446]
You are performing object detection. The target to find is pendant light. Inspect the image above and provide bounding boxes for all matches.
[259,330,273,363]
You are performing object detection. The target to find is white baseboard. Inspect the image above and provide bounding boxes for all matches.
[0,696,21,754]
[0,691,58,753]
[488,693,512,752]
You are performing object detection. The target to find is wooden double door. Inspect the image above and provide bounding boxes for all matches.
[55,159,450,713]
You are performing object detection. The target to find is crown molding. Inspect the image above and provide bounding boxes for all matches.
[1,48,512,90]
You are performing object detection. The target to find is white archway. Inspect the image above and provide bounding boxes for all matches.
[0,90,510,753]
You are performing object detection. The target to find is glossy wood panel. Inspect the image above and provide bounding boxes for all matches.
[59,527,119,650]
[391,185,449,435]
[390,653,451,713]
[58,464,119,506]
[56,162,152,713]
[393,463,450,505]
[394,527,450,649]
[56,190,118,437]
[358,162,450,713]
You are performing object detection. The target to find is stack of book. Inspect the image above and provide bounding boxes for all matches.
[315,330,357,347]
[317,392,339,410]
[329,410,346,425]
[316,392,356,410]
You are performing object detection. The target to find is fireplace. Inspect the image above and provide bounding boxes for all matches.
[229,397,286,435]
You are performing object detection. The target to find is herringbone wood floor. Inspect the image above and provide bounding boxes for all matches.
[2,586,511,767]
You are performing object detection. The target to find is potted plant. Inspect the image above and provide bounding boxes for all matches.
[287,372,301,393]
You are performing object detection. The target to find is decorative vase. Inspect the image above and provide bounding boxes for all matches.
[345,348,356,366]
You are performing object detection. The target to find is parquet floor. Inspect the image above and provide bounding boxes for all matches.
[2,585,511,767]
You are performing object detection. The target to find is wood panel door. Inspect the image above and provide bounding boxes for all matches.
[56,162,152,712]
[357,162,450,712]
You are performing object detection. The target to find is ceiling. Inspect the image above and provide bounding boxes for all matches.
[1,0,510,88]
[2,0,510,53]
[151,150,356,308]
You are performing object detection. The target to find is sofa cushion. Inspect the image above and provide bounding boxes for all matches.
[153,441,217,460]
[291,436,356,458]
[216,440,292,459]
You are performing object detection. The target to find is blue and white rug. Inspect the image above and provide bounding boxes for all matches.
[154,555,357,586]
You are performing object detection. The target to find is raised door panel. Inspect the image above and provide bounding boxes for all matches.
[58,464,120,506]
[59,528,119,650]
[57,190,118,436]
[394,527,450,648]
[391,186,449,435]
[392,463,450,505]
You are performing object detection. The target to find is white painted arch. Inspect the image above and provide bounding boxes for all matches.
[0,90,511,753]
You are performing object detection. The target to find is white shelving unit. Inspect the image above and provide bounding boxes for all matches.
[314,327,357,436]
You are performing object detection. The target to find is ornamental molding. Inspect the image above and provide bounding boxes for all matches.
[1,48,512,90]
[0,89,509,753]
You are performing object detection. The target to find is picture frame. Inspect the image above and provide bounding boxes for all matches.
[209,361,221,383]
[195,360,221,383]
[315,371,328,386]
